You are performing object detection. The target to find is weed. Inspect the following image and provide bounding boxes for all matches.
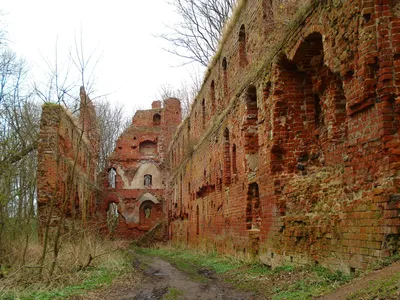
[1,237,132,299]
[273,265,295,273]
[373,253,400,269]
[347,271,400,299]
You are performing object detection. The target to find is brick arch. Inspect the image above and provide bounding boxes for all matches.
[98,192,120,220]
[104,193,120,209]
[138,194,163,229]
[270,32,347,174]
[287,27,337,72]
[287,26,326,60]
[138,192,160,205]
[132,163,163,189]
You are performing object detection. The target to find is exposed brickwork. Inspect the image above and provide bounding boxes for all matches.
[36,0,400,273]
[37,88,99,238]
[99,99,181,238]
[165,0,400,273]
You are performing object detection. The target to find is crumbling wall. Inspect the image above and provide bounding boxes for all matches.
[166,0,400,273]
[37,88,99,239]
[100,99,181,238]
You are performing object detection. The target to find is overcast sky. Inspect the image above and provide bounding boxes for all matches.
[2,0,202,115]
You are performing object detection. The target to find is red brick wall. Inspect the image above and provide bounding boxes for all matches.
[166,0,400,273]
[37,88,99,239]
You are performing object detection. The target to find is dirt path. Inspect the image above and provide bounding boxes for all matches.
[84,252,255,300]
[318,261,400,299]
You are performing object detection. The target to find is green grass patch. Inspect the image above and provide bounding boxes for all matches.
[135,246,244,275]
[347,270,400,300]
[135,246,352,299]
[372,253,400,269]
[163,287,184,300]
[270,266,351,300]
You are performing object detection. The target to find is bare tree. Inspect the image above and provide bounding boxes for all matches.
[0,44,40,268]
[159,0,236,66]
[157,78,200,119]
[95,98,130,173]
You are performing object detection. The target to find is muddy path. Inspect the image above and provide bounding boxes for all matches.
[84,251,256,300]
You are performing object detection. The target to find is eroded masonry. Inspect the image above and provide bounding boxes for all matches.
[99,99,181,237]
[166,0,400,272]
[37,0,400,273]
[37,88,99,238]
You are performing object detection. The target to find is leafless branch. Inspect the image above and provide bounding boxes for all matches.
[157,0,236,66]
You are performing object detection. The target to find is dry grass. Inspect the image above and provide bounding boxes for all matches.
[0,232,131,299]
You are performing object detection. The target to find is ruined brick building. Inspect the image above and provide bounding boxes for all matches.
[99,99,181,237]
[165,0,400,273]
[37,87,99,238]
[37,0,400,273]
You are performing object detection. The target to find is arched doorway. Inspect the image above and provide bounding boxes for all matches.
[107,202,119,233]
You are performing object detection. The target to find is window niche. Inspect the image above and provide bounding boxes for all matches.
[144,174,152,187]
[202,98,206,129]
[239,24,247,67]
[223,128,231,184]
[153,113,161,126]
[139,140,157,155]
[106,202,119,233]
[108,168,117,188]
[244,85,259,154]
[210,80,216,113]
[232,144,237,175]
[222,57,228,101]
[262,0,273,33]
[246,182,261,230]
[142,202,153,219]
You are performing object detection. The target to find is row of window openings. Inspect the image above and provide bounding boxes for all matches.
[173,84,257,170]
[186,90,327,175]
[107,169,153,187]
[189,24,246,132]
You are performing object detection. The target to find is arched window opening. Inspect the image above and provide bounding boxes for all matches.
[222,57,227,71]
[211,80,216,113]
[232,144,237,175]
[108,168,116,188]
[239,24,247,66]
[244,85,259,154]
[196,205,200,235]
[262,0,273,33]
[139,140,157,155]
[270,32,346,174]
[246,85,258,110]
[153,113,161,125]
[179,173,183,215]
[246,183,261,230]
[223,128,231,185]
[202,98,206,129]
[222,57,228,101]
[143,202,152,219]
[107,202,119,233]
[140,200,158,227]
[144,174,152,187]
